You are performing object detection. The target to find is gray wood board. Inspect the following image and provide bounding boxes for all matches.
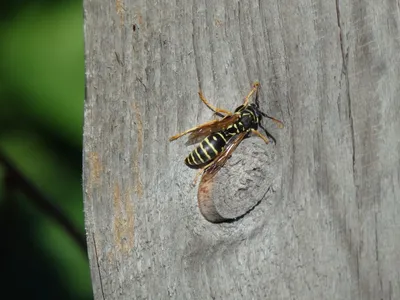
[83,0,400,299]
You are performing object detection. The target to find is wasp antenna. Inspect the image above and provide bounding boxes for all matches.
[260,111,284,128]
[255,86,260,107]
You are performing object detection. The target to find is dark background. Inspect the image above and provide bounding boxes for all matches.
[0,0,91,299]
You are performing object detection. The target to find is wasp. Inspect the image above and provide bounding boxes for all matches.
[169,82,283,180]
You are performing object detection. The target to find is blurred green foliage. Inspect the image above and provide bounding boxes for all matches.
[0,0,92,299]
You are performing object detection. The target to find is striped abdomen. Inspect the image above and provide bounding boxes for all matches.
[184,131,230,169]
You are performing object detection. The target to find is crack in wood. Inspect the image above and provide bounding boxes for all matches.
[131,102,144,198]
[92,233,106,300]
[192,3,202,88]
[336,0,356,180]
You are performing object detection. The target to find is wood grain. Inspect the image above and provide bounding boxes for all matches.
[83,0,400,299]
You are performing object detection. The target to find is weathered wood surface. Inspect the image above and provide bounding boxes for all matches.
[83,0,400,299]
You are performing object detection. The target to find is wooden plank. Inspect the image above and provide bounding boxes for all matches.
[83,0,400,298]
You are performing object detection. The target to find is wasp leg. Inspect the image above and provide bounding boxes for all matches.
[243,81,260,107]
[251,129,270,144]
[193,168,204,185]
[192,158,218,185]
[193,167,208,185]
[198,91,233,116]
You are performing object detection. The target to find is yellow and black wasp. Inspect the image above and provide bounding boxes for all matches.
[169,82,283,179]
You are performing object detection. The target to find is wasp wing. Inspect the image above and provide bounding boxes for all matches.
[169,114,239,144]
[185,114,239,145]
[202,131,247,180]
